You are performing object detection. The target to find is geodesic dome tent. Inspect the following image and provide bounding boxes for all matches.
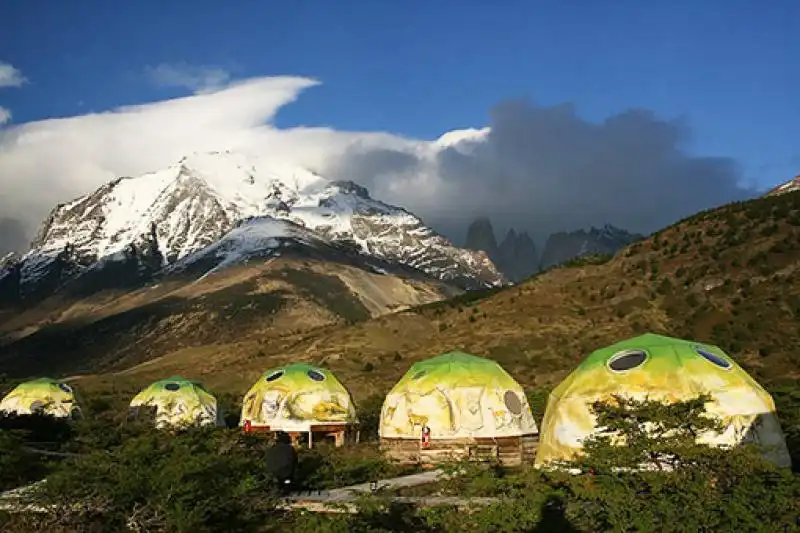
[129,376,222,429]
[380,351,539,465]
[240,363,358,447]
[0,378,81,419]
[535,333,791,468]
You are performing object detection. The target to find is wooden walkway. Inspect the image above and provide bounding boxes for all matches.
[0,469,500,515]
[280,469,499,513]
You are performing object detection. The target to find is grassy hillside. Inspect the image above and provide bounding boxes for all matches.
[49,189,800,406]
[0,257,458,378]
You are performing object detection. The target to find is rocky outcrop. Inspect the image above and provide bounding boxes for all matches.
[497,229,539,282]
[465,218,539,282]
[539,224,644,270]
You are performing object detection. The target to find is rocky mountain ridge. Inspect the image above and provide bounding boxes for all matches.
[0,151,505,304]
[464,218,539,282]
[465,218,643,281]
[538,224,645,270]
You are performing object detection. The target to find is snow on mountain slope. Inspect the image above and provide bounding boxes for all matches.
[164,216,306,279]
[766,175,800,197]
[5,151,504,299]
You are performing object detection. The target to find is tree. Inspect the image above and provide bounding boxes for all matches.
[554,395,800,532]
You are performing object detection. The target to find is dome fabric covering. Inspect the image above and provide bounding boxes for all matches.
[0,378,80,419]
[535,333,792,468]
[130,376,221,429]
[380,351,538,440]
[240,363,357,432]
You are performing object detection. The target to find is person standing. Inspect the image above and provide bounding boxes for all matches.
[265,431,298,493]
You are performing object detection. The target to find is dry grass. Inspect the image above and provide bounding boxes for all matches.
[0,258,455,380]
[10,192,800,405]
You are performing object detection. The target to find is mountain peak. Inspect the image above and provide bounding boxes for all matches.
[5,151,506,304]
[465,218,499,258]
[540,224,643,270]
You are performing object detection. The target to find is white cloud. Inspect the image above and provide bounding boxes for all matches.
[0,73,752,252]
[0,75,414,242]
[0,62,27,88]
[144,62,233,94]
[0,106,10,125]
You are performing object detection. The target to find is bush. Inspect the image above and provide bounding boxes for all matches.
[0,430,55,492]
[6,395,799,532]
[296,396,800,532]
[355,393,385,441]
[26,428,279,532]
[296,444,416,491]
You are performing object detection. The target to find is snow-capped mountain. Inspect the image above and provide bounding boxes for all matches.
[539,224,644,270]
[766,175,800,197]
[167,216,316,276]
[2,151,504,301]
[164,215,418,281]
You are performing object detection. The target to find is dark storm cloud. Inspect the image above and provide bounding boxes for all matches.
[0,217,30,256]
[327,99,756,243]
[326,145,422,185]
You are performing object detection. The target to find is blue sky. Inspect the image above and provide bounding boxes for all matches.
[1,1,797,189]
[0,0,798,250]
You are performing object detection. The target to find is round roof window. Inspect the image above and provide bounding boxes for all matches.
[504,390,523,415]
[164,383,181,391]
[266,370,284,382]
[57,383,72,394]
[695,347,731,369]
[307,369,325,382]
[608,349,648,372]
[412,370,426,380]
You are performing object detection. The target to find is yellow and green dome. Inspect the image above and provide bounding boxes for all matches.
[380,351,538,440]
[240,363,357,432]
[0,378,81,419]
[130,376,221,429]
[535,333,791,468]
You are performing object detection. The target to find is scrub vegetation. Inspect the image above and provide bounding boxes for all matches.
[1,392,798,532]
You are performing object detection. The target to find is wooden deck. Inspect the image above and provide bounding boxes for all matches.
[242,423,359,448]
[0,468,498,516]
[381,433,539,466]
[278,495,499,514]
[280,469,499,513]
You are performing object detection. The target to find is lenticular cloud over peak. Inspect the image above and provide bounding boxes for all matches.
[0,73,752,256]
[0,76,335,240]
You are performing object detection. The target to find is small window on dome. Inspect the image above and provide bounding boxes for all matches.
[307,369,325,382]
[164,383,181,391]
[608,350,648,372]
[695,347,731,369]
[58,383,72,394]
[504,390,522,415]
[266,370,284,382]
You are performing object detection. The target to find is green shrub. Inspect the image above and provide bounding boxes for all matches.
[298,396,800,532]
[296,444,416,491]
[7,394,800,532]
[0,430,54,492]
[27,428,278,532]
[355,393,386,441]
